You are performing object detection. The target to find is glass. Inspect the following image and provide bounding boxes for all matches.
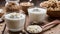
[5,0,26,31]
[28,7,47,23]
[5,1,20,14]
[5,12,26,32]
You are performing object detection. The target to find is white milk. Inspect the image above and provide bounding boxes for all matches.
[28,7,47,23]
[5,13,26,32]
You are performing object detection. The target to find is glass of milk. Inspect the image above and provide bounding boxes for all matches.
[5,12,26,32]
[28,7,47,23]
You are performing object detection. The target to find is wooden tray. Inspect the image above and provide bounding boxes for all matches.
[0,16,59,34]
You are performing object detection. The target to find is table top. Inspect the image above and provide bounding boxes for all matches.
[0,16,60,34]
[0,3,60,34]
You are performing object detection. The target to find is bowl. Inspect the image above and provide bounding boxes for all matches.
[40,1,60,17]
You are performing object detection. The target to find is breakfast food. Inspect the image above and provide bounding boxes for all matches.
[40,0,60,17]
[28,7,47,23]
[8,13,22,19]
[5,1,21,13]
[27,25,42,33]
[48,0,58,2]
[5,13,26,32]
[20,2,34,15]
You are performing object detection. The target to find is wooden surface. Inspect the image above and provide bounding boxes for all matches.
[0,23,5,34]
[0,10,60,34]
[0,6,60,34]
[0,1,60,34]
[2,16,60,34]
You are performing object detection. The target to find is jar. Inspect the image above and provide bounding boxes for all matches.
[28,7,47,23]
[5,12,26,32]
[5,1,21,14]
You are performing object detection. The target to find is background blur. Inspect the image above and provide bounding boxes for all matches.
[0,0,47,6]
[0,0,60,7]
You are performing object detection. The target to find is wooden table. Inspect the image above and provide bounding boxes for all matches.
[0,2,60,34]
[0,16,59,34]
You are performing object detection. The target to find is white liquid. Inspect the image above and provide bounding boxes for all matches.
[28,7,47,22]
[5,13,26,32]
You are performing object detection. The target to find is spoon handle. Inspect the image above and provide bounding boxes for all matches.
[42,20,60,29]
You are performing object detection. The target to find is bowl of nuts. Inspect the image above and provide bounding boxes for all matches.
[40,0,60,17]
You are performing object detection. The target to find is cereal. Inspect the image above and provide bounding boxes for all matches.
[27,25,42,33]
[40,0,60,11]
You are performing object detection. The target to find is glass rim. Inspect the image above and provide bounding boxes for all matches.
[28,6,47,11]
